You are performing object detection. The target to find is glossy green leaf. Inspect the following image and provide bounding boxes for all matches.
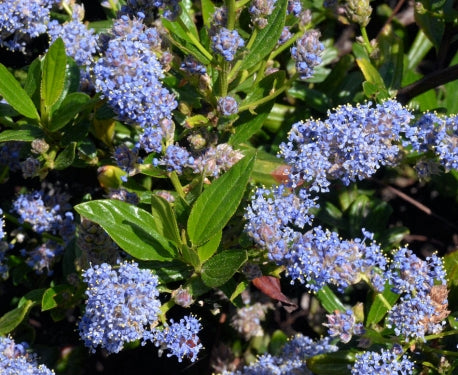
[187,152,255,246]
[306,351,355,375]
[201,0,215,26]
[139,260,193,284]
[0,63,40,120]
[0,289,44,335]
[24,58,42,102]
[444,250,458,285]
[41,38,67,110]
[316,285,346,313]
[54,142,76,170]
[201,250,247,287]
[356,58,386,89]
[197,230,222,262]
[75,199,177,261]
[0,126,45,143]
[181,245,201,268]
[366,284,400,325]
[243,0,287,71]
[48,92,91,132]
[378,27,404,90]
[150,194,181,244]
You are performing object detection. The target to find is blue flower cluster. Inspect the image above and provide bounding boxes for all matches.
[404,112,458,172]
[280,100,413,192]
[78,261,161,354]
[291,30,324,80]
[121,0,181,23]
[0,336,55,375]
[79,261,203,361]
[386,248,449,341]
[191,144,244,177]
[180,55,207,75]
[0,0,58,52]
[212,27,245,62]
[222,335,337,374]
[159,144,194,173]
[351,348,414,374]
[287,0,302,16]
[20,240,64,276]
[93,14,177,154]
[47,13,99,68]
[12,190,74,239]
[324,309,364,343]
[151,315,203,362]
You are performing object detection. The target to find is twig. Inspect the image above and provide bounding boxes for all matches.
[379,182,458,231]
[396,64,458,105]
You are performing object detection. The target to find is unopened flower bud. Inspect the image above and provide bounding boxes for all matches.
[172,286,194,308]
[345,0,372,27]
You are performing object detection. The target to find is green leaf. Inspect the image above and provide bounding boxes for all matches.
[243,0,287,71]
[306,351,355,375]
[181,245,201,268]
[187,152,255,246]
[316,285,346,313]
[0,63,40,120]
[24,58,42,103]
[366,284,400,325]
[48,92,91,132]
[229,101,274,145]
[356,58,388,97]
[414,0,447,49]
[0,126,45,143]
[197,230,221,262]
[201,0,215,26]
[139,260,193,284]
[201,250,247,287]
[54,141,76,170]
[150,195,181,244]
[406,30,433,71]
[42,285,71,311]
[75,199,178,261]
[444,251,458,286]
[41,38,67,111]
[0,289,44,335]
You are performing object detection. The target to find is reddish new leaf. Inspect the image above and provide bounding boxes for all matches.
[252,275,297,312]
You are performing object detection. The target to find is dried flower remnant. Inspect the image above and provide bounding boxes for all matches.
[217,96,239,116]
[231,303,269,340]
[249,0,277,29]
[324,309,364,343]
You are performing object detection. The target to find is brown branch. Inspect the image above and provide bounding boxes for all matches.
[396,64,458,105]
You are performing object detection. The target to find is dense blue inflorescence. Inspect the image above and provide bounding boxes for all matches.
[78,261,161,354]
[0,336,55,374]
[351,348,414,374]
[291,29,324,80]
[218,96,239,116]
[0,0,58,52]
[324,309,364,343]
[212,27,245,61]
[280,100,413,192]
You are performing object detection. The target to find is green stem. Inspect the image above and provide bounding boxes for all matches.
[159,299,176,323]
[270,30,303,60]
[424,329,458,341]
[226,0,236,30]
[177,18,213,62]
[169,171,186,200]
[360,26,374,55]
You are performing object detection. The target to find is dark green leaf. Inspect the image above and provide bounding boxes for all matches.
[406,30,433,71]
[201,0,215,26]
[0,103,19,117]
[0,126,45,143]
[48,92,91,132]
[201,250,247,287]
[414,0,446,49]
[316,286,345,313]
[42,285,72,311]
[24,58,42,102]
[54,142,76,170]
[197,230,221,262]
[185,276,211,297]
[150,195,181,244]
[139,260,193,283]
[0,63,40,120]
[243,0,287,71]
[41,38,67,110]
[75,199,177,261]
[187,152,255,246]
[366,284,400,325]
[306,351,355,375]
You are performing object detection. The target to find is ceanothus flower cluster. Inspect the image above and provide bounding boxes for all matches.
[249,0,277,29]
[222,335,337,374]
[93,14,177,153]
[212,27,245,62]
[0,0,58,52]
[351,348,414,374]
[78,261,162,354]
[324,309,364,343]
[47,12,99,68]
[291,30,324,80]
[79,261,203,362]
[0,336,55,375]
[280,100,413,192]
